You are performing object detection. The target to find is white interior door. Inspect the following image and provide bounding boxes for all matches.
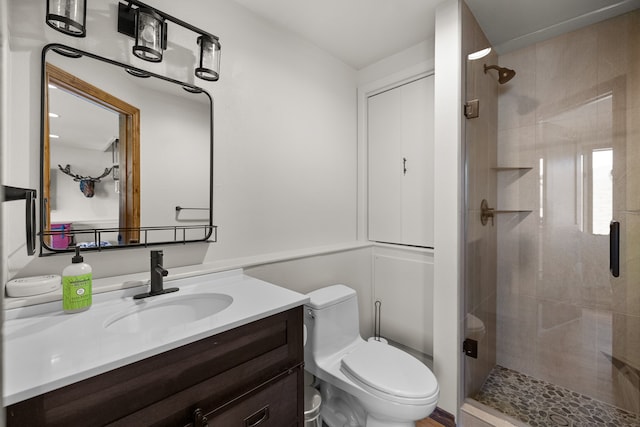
[368,75,434,247]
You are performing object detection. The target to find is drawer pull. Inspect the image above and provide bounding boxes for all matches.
[244,405,269,426]
[193,408,208,427]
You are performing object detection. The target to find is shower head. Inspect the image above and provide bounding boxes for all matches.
[484,64,516,84]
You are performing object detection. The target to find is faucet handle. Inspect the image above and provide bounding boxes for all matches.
[134,249,176,299]
[150,250,164,267]
[151,249,163,258]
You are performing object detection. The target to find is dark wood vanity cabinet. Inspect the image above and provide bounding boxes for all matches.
[6,306,304,427]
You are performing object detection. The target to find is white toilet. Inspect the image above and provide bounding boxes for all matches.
[304,285,439,427]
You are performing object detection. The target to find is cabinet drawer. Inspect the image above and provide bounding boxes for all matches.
[206,369,299,427]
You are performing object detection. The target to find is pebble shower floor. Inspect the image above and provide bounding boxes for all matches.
[474,365,640,426]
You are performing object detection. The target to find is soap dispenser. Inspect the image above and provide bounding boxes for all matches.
[62,246,92,313]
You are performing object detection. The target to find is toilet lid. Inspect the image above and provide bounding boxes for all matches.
[341,341,437,400]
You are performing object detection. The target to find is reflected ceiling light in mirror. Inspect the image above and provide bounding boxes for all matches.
[49,112,60,118]
[467,47,492,61]
[46,0,86,37]
[49,134,60,139]
[117,1,221,81]
[195,35,221,81]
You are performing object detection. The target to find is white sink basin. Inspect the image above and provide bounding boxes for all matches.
[104,293,233,334]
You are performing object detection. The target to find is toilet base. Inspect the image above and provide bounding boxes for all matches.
[319,381,420,427]
[365,415,416,427]
[320,382,365,427]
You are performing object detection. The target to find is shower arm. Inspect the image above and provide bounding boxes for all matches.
[483,64,516,84]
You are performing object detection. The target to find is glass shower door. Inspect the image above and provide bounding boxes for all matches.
[463,7,640,425]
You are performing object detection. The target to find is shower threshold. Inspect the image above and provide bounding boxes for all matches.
[473,365,640,426]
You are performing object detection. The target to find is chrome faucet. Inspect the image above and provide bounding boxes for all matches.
[134,250,179,299]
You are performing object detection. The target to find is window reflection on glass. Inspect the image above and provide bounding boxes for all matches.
[577,154,584,232]
[591,148,612,235]
[539,157,544,221]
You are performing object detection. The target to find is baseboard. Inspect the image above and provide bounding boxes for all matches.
[430,407,456,427]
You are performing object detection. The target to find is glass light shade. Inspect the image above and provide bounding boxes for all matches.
[133,8,165,62]
[46,0,86,37]
[195,35,221,81]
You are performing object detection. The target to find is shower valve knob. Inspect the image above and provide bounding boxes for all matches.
[480,199,495,226]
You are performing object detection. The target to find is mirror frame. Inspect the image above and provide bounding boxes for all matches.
[40,43,215,255]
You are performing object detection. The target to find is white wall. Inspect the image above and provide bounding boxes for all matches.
[3,0,357,279]
[372,245,434,358]
[245,247,374,337]
[433,0,462,416]
[353,10,462,413]
[202,0,358,261]
[50,145,119,225]
[356,43,437,365]
[357,39,435,87]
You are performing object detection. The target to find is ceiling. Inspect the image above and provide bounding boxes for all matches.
[48,85,119,152]
[232,0,440,70]
[232,0,640,69]
[465,0,640,53]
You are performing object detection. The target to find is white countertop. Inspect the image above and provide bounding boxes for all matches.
[3,269,309,406]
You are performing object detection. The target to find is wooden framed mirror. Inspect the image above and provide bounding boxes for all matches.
[44,62,141,246]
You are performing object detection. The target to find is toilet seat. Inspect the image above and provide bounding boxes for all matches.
[340,341,438,405]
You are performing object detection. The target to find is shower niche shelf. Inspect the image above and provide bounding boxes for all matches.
[482,166,534,225]
[492,166,533,172]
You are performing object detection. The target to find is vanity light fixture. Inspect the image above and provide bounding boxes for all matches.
[46,0,87,37]
[117,1,221,81]
[132,7,166,62]
[195,35,221,81]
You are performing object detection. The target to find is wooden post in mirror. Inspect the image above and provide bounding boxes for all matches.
[44,63,140,247]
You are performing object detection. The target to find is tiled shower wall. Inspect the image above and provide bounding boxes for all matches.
[496,10,640,413]
[462,2,498,397]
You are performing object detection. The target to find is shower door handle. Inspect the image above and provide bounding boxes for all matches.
[610,220,620,278]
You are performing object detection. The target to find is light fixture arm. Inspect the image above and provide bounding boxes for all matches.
[117,0,218,43]
[117,0,221,80]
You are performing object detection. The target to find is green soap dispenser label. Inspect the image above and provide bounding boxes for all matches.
[63,273,92,311]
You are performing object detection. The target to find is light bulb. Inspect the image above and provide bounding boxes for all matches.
[140,24,156,44]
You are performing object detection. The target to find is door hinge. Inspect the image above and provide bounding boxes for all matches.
[463,338,478,358]
[464,99,479,119]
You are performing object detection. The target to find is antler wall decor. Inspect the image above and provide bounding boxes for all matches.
[58,164,112,198]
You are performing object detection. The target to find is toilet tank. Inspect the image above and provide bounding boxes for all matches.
[305,285,361,362]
